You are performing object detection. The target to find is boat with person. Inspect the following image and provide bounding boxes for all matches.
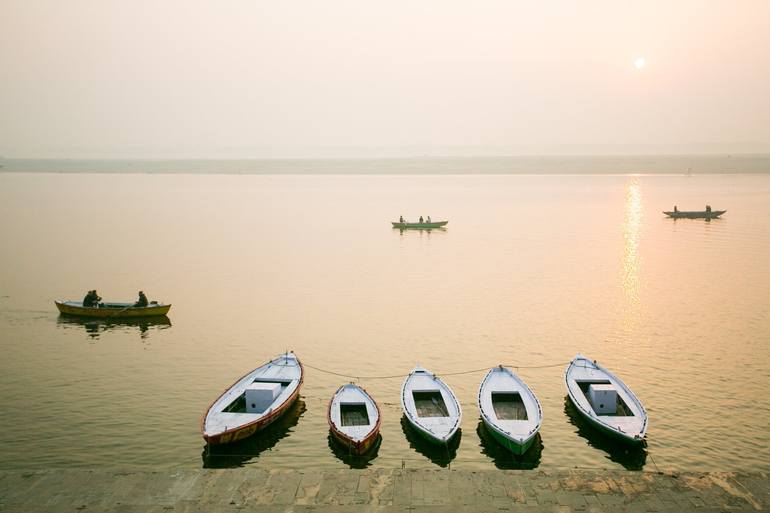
[564,355,647,444]
[55,300,171,318]
[327,383,381,455]
[202,351,304,445]
[478,366,543,455]
[392,220,448,229]
[400,365,461,445]
[663,206,726,219]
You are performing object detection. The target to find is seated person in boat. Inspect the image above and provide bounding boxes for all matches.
[134,290,148,307]
[419,216,424,223]
[426,215,431,223]
[706,204,711,212]
[673,205,678,212]
[82,289,101,308]
[399,215,404,223]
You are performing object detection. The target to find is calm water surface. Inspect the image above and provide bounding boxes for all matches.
[1,172,769,471]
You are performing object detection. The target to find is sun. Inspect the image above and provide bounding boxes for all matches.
[634,57,646,70]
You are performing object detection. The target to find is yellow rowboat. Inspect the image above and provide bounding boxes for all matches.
[55,300,172,318]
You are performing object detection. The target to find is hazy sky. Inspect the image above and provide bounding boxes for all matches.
[1,1,769,158]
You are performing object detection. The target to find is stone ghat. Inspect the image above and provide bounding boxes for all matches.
[1,468,767,512]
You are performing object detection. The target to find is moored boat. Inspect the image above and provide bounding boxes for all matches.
[401,365,461,445]
[478,366,542,455]
[55,300,171,318]
[564,355,647,444]
[202,352,304,445]
[663,210,726,219]
[327,383,381,455]
[392,220,448,229]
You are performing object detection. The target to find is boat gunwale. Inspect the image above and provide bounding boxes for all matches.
[201,352,304,445]
[326,383,382,455]
[55,300,171,318]
[662,210,726,218]
[564,355,648,443]
[400,367,462,445]
[477,366,543,448]
[391,221,449,229]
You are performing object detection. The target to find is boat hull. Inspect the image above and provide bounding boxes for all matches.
[481,419,537,455]
[327,385,381,456]
[55,300,171,318]
[328,425,380,455]
[392,221,448,229]
[203,386,301,445]
[566,394,646,444]
[663,210,726,219]
[564,356,647,445]
[401,366,461,445]
[202,353,304,446]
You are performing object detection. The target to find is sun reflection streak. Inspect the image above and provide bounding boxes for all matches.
[622,178,642,307]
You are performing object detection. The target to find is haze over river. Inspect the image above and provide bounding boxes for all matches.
[1,168,769,471]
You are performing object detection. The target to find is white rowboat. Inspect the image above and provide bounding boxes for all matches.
[564,355,647,444]
[202,352,303,445]
[327,383,381,455]
[478,366,542,455]
[400,365,461,445]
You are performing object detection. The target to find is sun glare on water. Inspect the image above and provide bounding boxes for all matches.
[634,57,646,70]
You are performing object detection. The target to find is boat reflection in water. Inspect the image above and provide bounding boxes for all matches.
[476,420,543,470]
[327,433,382,469]
[400,415,460,468]
[563,396,647,470]
[395,227,447,236]
[56,314,172,340]
[202,398,306,468]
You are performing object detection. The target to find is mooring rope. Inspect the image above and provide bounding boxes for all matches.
[301,361,570,381]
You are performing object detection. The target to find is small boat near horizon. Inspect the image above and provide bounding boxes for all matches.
[478,366,543,455]
[392,220,448,229]
[401,365,461,445]
[327,383,381,455]
[55,300,171,318]
[565,355,647,444]
[202,352,303,445]
[663,209,726,219]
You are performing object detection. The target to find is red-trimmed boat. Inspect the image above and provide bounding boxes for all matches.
[327,383,381,455]
[202,352,303,445]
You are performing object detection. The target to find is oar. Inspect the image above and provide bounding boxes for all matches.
[105,303,135,318]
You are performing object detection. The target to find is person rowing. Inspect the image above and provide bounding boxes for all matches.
[82,289,101,308]
[134,290,148,307]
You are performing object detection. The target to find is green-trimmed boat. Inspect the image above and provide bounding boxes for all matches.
[478,366,542,455]
[392,220,448,229]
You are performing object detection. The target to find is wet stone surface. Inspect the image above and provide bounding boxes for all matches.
[0,469,767,512]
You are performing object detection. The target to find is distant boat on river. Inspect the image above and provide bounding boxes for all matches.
[663,209,726,219]
[55,300,171,318]
[392,220,448,229]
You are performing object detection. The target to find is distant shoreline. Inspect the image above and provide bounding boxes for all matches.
[2,154,770,174]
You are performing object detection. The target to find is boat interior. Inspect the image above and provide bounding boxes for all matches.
[491,392,528,420]
[223,379,291,413]
[340,403,370,427]
[413,391,449,417]
[576,380,633,417]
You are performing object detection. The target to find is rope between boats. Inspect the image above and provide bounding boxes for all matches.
[302,362,570,381]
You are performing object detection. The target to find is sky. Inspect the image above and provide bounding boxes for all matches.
[1,0,769,158]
